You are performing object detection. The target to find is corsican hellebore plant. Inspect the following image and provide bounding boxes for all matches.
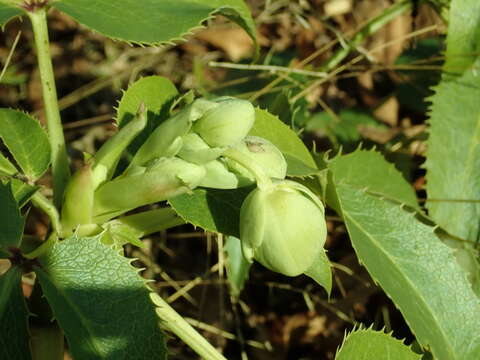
[59,92,331,293]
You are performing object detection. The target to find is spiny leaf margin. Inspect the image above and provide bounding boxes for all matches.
[335,326,421,360]
[328,161,480,360]
[52,0,257,50]
[34,234,167,360]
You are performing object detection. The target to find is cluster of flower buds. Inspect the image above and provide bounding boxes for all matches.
[60,96,329,284]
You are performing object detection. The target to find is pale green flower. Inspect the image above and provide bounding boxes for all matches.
[193,97,255,147]
[225,136,287,185]
[240,180,327,276]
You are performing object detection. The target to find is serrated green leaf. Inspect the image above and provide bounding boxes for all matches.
[442,0,480,72]
[53,0,257,50]
[117,76,178,127]
[0,109,50,180]
[0,152,17,175]
[34,234,166,360]
[0,266,32,360]
[0,3,22,28]
[0,181,24,256]
[425,0,480,245]
[327,149,419,213]
[335,328,420,360]
[250,108,318,177]
[425,67,480,245]
[328,160,480,359]
[225,236,250,297]
[169,186,254,237]
[116,76,179,156]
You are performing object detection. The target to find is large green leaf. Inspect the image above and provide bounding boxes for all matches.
[169,186,253,237]
[425,0,480,244]
[328,154,480,360]
[326,149,419,215]
[0,266,31,360]
[0,3,22,28]
[250,108,318,177]
[335,328,420,360]
[0,181,24,256]
[34,234,167,360]
[0,109,50,180]
[53,0,257,49]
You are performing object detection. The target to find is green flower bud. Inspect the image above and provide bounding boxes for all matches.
[240,180,327,277]
[225,136,287,185]
[128,98,217,169]
[193,98,255,147]
[93,157,205,222]
[177,133,224,164]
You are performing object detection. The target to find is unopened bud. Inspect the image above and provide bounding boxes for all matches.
[193,98,255,147]
[225,136,287,185]
[240,180,327,276]
[93,157,205,222]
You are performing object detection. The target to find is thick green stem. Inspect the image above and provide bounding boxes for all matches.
[223,148,272,190]
[150,293,227,360]
[28,7,70,208]
[321,0,413,72]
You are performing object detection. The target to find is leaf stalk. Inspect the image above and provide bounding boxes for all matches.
[28,7,70,208]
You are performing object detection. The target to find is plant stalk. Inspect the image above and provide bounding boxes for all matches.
[28,7,70,208]
[150,293,227,360]
[31,191,62,235]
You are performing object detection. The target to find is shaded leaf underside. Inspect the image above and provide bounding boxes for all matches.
[35,235,166,360]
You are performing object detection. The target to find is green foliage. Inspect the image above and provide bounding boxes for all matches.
[328,150,480,360]
[34,234,167,360]
[225,236,251,297]
[250,108,318,177]
[0,182,24,256]
[169,186,253,237]
[425,0,480,244]
[9,179,38,207]
[116,76,179,156]
[306,109,386,146]
[326,149,419,215]
[335,328,421,360]
[0,152,17,175]
[52,0,257,48]
[0,266,31,360]
[304,250,332,297]
[0,109,51,180]
[0,3,22,27]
